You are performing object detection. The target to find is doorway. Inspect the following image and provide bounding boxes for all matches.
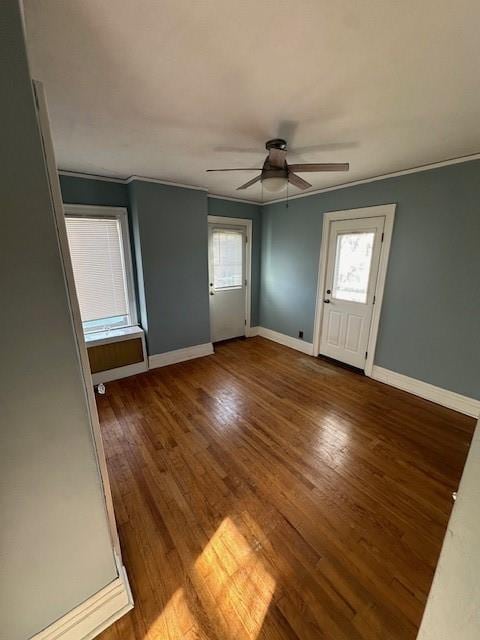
[208,216,252,343]
[313,204,395,375]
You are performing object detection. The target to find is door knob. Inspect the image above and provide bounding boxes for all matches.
[324,299,330,303]
[210,291,215,296]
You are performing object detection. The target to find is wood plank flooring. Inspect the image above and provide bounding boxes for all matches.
[96,337,474,640]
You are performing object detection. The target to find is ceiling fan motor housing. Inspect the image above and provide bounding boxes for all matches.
[265,138,287,151]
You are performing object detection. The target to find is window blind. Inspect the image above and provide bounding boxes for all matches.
[212,229,243,289]
[65,216,129,325]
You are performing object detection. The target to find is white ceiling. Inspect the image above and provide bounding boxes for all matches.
[24,0,480,203]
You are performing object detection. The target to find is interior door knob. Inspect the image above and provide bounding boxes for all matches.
[210,291,215,296]
[324,299,330,303]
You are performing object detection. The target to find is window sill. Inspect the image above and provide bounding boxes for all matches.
[84,325,144,348]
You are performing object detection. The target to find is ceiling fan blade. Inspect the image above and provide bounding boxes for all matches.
[268,148,287,168]
[288,163,349,172]
[288,173,312,190]
[236,175,262,190]
[206,168,260,172]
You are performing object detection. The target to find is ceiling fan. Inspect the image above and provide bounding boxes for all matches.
[207,138,349,193]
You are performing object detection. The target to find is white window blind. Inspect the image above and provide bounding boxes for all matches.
[65,216,131,332]
[212,229,243,289]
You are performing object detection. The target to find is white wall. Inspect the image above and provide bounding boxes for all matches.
[417,419,480,639]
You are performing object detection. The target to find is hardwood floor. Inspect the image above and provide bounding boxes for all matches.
[96,337,474,640]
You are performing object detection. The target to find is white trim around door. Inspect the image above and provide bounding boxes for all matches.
[33,81,124,558]
[207,215,253,338]
[312,204,396,376]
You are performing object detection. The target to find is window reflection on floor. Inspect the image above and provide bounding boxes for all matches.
[149,517,275,639]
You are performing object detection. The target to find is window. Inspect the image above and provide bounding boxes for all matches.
[64,207,136,334]
[212,229,243,289]
[332,231,375,303]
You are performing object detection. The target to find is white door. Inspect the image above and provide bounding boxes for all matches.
[319,216,385,368]
[208,224,246,342]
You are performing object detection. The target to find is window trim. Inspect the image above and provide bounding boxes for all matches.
[64,204,137,333]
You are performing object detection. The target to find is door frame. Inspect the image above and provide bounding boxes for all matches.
[208,215,253,337]
[312,204,396,376]
[33,81,123,559]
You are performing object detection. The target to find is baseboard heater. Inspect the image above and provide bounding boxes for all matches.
[85,326,148,384]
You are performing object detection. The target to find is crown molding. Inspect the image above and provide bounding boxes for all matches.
[58,170,126,183]
[58,170,208,192]
[207,193,260,205]
[126,175,207,191]
[58,170,257,202]
[264,152,480,206]
[59,151,480,206]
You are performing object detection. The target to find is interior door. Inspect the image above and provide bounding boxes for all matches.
[319,216,385,368]
[208,224,246,342]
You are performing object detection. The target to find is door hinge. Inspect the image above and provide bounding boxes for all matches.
[381,232,384,242]
[245,279,247,286]
[373,295,376,304]
[245,236,248,244]
[245,319,247,326]
[365,351,368,359]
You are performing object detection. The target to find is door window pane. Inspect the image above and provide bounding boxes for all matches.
[212,230,243,289]
[332,232,375,303]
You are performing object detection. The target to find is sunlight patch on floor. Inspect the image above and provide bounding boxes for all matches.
[148,517,275,639]
[194,516,276,639]
[147,587,197,639]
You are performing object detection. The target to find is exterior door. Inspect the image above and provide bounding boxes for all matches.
[319,216,385,368]
[208,224,246,342]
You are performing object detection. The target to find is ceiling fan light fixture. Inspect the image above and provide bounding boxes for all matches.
[262,176,288,193]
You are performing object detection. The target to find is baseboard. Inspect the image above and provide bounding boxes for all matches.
[246,326,260,337]
[257,327,314,355]
[371,366,480,418]
[149,342,214,369]
[91,361,148,385]
[32,561,133,640]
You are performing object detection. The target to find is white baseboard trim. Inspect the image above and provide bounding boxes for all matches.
[257,327,314,355]
[32,561,133,640]
[246,326,260,337]
[91,361,148,385]
[149,342,214,369]
[371,366,480,418]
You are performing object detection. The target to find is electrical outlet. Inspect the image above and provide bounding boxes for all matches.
[298,330,304,339]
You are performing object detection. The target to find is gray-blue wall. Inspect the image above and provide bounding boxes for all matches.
[1,4,116,638]
[207,197,262,326]
[128,180,211,354]
[59,174,129,208]
[59,176,262,349]
[261,160,480,399]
